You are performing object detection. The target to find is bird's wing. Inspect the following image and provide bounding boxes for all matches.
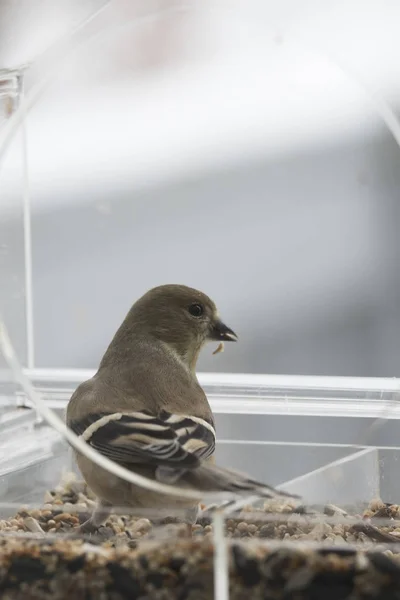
[68,409,215,470]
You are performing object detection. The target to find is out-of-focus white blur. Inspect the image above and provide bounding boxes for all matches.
[1,0,400,376]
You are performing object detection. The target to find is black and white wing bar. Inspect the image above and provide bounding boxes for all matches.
[69,409,216,470]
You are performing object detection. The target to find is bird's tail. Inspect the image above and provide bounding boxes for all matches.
[182,463,298,499]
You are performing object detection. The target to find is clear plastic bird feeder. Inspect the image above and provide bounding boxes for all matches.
[2,2,400,599]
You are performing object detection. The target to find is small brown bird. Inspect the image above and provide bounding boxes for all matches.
[67,284,292,533]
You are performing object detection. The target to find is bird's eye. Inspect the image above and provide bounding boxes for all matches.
[188,303,204,317]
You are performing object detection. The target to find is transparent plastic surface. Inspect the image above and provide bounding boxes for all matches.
[3,371,400,504]
[0,70,27,375]
[4,359,400,587]
[2,3,400,599]
[2,376,400,598]
[3,2,398,377]
[282,448,380,505]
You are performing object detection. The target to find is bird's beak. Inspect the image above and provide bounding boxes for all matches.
[210,319,238,342]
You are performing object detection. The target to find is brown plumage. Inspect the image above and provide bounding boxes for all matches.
[67,284,293,533]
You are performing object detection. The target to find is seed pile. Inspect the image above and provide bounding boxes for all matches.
[1,474,400,598]
[1,534,400,599]
[2,474,400,548]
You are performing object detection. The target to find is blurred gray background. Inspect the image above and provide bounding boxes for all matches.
[1,0,400,377]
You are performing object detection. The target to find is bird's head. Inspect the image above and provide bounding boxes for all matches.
[123,284,238,369]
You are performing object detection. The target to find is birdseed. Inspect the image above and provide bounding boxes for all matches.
[0,474,400,598]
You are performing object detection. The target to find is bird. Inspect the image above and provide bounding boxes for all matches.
[66,284,295,534]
